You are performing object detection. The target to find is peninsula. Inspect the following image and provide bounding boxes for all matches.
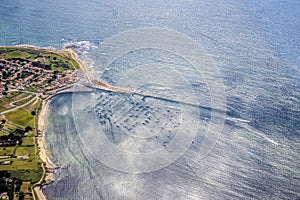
[0,46,83,200]
[0,45,199,200]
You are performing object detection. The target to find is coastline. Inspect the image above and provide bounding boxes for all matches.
[27,47,87,200]
[32,99,55,200]
[2,45,112,200]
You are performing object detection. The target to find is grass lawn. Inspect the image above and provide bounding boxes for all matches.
[9,167,43,183]
[0,92,20,111]
[4,50,33,59]
[0,105,7,113]
[1,96,43,184]
[21,181,31,193]
[21,136,35,146]
[5,108,35,128]
[15,146,35,157]
[4,98,40,128]
[23,99,41,113]
[0,129,10,136]
[0,146,37,168]
[0,46,80,71]
[0,92,33,112]
[14,95,34,106]
[0,146,16,156]
[5,157,36,170]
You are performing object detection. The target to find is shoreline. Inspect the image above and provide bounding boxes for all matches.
[32,95,55,200]
[2,45,113,200]
[28,47,89,200]
[1,45,93,200]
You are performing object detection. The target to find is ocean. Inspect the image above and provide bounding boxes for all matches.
[0,0,299,199]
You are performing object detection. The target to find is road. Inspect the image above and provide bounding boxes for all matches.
[0,93,39,115]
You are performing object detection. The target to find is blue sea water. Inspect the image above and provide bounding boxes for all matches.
[1,0,299,199]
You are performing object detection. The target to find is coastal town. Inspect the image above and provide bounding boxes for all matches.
[0,47,79,99]
[0,46,81,200]
[2,45,145,200]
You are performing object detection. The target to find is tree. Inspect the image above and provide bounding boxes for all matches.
[2,71,8,79]
[24,126,32,132]
[0,181,8,193]
[15,180,22,192]
[45,65,51,70]
[44,64,51,70]
[18,191,24,200]
[7,181,14,200]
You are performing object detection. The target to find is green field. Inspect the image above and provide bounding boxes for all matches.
[0,99,43,185]
[0,92,23,112]
[0,46,80,71]
[0,146,16,156]
[0,45,81,199]
[5,108,35,128]
[14,95,34,106]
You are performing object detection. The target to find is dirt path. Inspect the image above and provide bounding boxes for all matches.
[0,94,38,115]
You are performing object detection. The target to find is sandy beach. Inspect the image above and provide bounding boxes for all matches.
[4,45,137,200]
[33,99,56,200]
[29,47,85,200]
[30,47,115,200]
